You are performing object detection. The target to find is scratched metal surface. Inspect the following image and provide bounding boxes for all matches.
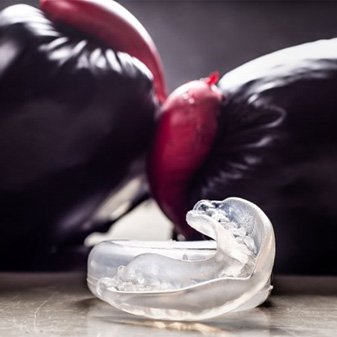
[0,274,336,337]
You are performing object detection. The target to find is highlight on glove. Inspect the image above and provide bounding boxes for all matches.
[148,39,337,274]
[0,0,165,270]
[88,197,275,321]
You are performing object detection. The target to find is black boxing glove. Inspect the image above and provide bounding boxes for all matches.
[0,0,165,270]
[149,40,337,274]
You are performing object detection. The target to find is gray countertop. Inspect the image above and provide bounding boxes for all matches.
[0,273,336,337]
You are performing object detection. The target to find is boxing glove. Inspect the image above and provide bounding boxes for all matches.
[149,39,337,274]
[0,0,165,270]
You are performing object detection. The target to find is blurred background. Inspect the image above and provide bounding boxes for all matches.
[1,0,337,264]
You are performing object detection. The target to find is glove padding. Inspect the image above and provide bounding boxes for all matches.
[149,39,337,274]
[0,4,157,270]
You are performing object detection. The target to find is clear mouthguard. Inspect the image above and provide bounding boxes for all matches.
[87,197,275,321]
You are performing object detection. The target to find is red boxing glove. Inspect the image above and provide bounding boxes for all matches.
[149,73,223,239]
[149,40,337,274]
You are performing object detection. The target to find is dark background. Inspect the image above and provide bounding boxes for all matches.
[2,0,337,92]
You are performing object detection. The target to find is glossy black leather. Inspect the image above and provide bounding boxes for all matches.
[188,40,337,274]
[0,5,156,270]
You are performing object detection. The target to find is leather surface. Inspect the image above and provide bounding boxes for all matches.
[188,39,337,273]
[0,5,156,270]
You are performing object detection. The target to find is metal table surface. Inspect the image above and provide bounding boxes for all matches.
[0,273,336,337]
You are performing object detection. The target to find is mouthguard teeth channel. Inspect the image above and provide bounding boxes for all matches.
[195,200,257,255]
